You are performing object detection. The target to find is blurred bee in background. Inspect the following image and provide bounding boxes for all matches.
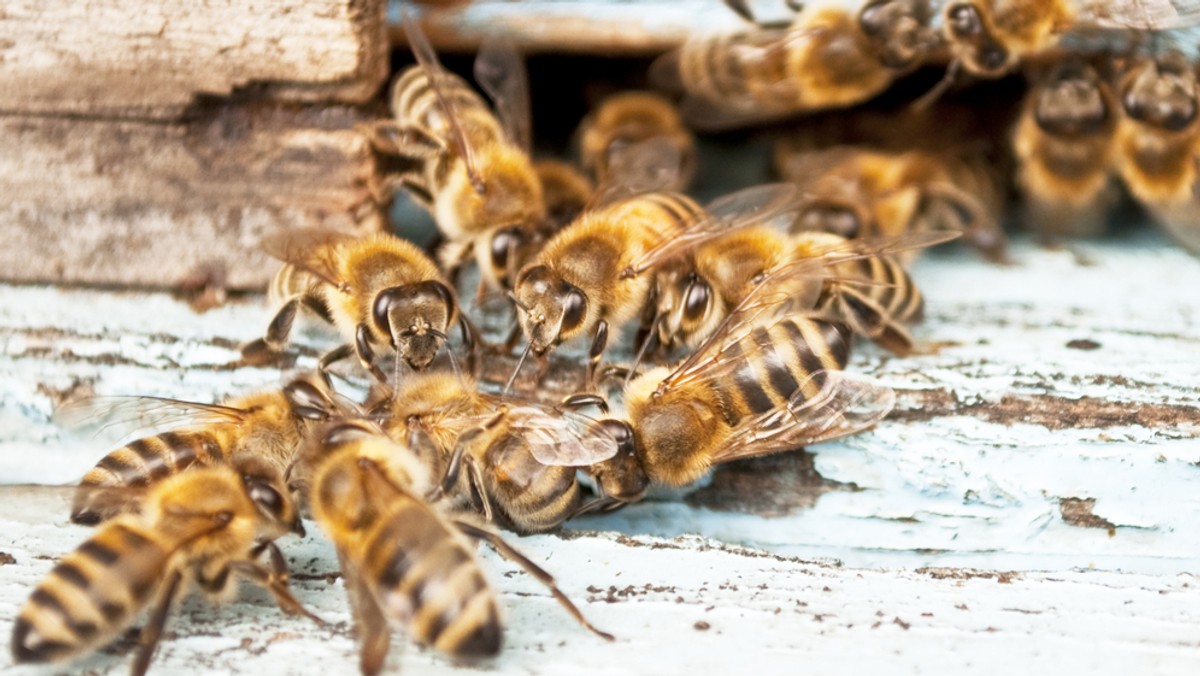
[368,371,631,534]
[534,159,595,233]
[576,91,697,192]
[63,374,340,526]
[12,465,317,676]
[776,142,1008,261]
[1114,49,1200,252]
[934,0,1199,84]
[367,19,545,292]
[1012,57,1121,238]
[294,421,611,675]
[651,0,938,129]
[241,228,473,383]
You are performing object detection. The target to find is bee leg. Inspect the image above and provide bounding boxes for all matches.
[584,319,610,389]
[453,521,615,642]
[569,495,624,519]
[724,0,796,28]
[338,555,392,676]
[559,393,609,416]
[425,415,500,504]
[229,542,325,625]
[130,569,183,676]
[626,313,665,386]
[458,314,482,377]
[355,324,389,383]
[462,457,495,524]
[316,344,355,388]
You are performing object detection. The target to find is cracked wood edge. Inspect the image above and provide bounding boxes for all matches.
[0,0,388,118]
[0,493,1197,676]
[0,233,1197,575]
[0,104,385,289]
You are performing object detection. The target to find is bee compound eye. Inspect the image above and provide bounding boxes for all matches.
[980,44,1008,72]
[599,419,634,450]
[246,481,285,519]
[561,285,588,332]
[372,287,403,336]
[683,279,711,322]
[490,227,524,272]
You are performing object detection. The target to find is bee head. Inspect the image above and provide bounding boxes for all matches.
[372,280,456,370]
[512,264,588,354]
[859,0,934,69]
[792,201,864,239]
[944,2,1011,78]
[1121,52,1198,133]
[590,419,648,503]
[1035,61,1110,137]
[238,457,304,537]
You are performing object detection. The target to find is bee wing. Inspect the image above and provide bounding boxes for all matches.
[503,405,620,467]
[710,370,896,464]
[474,36,532,153]
[586,137,689,209]
[260,227,355,289]
[623,183,802,277]
[401,11,486,194]
[1076,0,1200,29]
[54,395,247,442]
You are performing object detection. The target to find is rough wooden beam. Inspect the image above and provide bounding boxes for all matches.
[0,0,389,118]
[0,104,384,289]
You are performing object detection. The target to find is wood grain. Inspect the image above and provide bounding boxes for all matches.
[0,103,384,289]
[0,0,389,118]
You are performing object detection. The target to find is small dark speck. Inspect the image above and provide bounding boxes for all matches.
[0,552,15,565]
[694,621,711,631]
[893,617,911,630]
[921,612,934,617]
[955,603,969,611]
[822,586,831,592]
[1066,339,1101,351]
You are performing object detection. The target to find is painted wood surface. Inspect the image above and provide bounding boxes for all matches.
[0,0,388,118]
[0,230,1197,673]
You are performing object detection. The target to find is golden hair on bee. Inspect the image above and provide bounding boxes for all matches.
[366,17,546,292]
[296,421,611,674]
[242,228,472,384]
[1114,49,1200,252]
[12,465,316,675]
[66,374,341,525]
[1013,57,1121,237]
[577,91,696,191]
[652,0,937,129]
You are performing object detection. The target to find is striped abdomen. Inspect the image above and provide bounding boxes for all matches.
[621,191,706,244]
[712,317,853,426]
[677,28,796,111]
[825,255,923,354]
[358,498,501,658]
[482,435,581,534]
[11,522,169,664]
[71,429,230,525]
[391,66,502,146]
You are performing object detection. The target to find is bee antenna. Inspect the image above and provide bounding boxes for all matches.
[503,341,533,397]
[507,290,530,311]
[911,58,961,112]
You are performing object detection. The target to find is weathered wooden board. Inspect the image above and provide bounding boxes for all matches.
[0,0,389,118]
[0,104,384,289]
[0,232,1198,673]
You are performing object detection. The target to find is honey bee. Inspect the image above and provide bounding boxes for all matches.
[589,279,896,496]
[65,374,340,525]
[509,185,798,388]
[935,0,1199,82]
[295,421,611,674]
[369,371,629,534]
[368,19,545,291]
[651,0,937,129]
[1012,57,1121,237]
[1114,49,1200,252]
[577,91,697,192]
[776,143,1008,261]
[241,228,472,383]
[11,464,317,675]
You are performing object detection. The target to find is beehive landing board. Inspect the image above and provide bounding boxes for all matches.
[1,232,1199,674]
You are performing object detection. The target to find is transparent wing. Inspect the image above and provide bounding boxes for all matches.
[622,183,802,278]
[54,395,247,442]
[710,370,896,464]
[474,36,532,153]
[402,10,485,194]
[1076,0,1200,29]
[260,227,355,290]
[503,405,620,467]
